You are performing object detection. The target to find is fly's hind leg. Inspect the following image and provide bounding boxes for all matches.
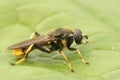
[11,32,39,65]
[11,44,34,65]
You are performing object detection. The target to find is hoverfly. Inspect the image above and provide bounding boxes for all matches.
[8,28,89,72]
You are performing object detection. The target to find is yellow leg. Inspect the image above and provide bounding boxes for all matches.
[29,32,36,39]
[13,58,26,65]
[76,49,89,64]
[11,44,34,65]
[11,32,35,65]
[59,51,75,72]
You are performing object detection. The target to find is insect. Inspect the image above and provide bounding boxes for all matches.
[8,28,89,72]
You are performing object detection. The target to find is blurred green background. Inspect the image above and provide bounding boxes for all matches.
[0,0,120,80]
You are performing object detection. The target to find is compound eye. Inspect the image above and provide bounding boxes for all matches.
[73,29,82,44]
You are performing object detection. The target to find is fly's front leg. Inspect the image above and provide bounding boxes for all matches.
[68,46,89,64]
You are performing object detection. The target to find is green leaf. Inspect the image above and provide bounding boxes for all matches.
[0,0,120,80]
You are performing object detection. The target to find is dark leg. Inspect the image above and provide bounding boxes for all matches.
[35,32,40,36]
[34,32,53,53]
[67,47,76,51]
[35,44,52,53]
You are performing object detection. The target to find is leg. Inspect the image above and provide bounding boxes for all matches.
[11,32,37,65]
[29,32,37,39]
[11,44,34,65]
[35,32,40,36]
[68,46,89,64]
[67,47,76,51]
[35,44,52,53]
[58,50,75,72]
[34,32,53,53]
[76,49,89,64]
